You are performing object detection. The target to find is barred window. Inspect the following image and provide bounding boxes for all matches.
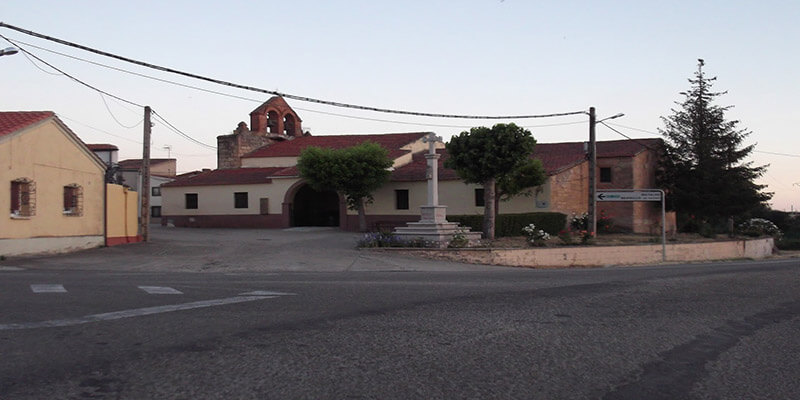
[63,184,83,216]
[10,178,36,217]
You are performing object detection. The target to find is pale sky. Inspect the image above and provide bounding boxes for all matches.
[1,1,798,211]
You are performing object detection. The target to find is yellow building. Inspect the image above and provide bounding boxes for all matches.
[1,111,107,256]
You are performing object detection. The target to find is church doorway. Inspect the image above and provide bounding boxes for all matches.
[292,184,340,227]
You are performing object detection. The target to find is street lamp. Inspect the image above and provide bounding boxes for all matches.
[0,47,19,57]
[588,108,625,236]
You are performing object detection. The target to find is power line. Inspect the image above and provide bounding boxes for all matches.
[98,93,143,129]
[2,33,143,108]
[607,122,800,158]
[151,110,216,150]
[4,35,218,150]
[8,37,592,131]
[0,22,586,120]
[598,121,660,151]
[57,113,142,145]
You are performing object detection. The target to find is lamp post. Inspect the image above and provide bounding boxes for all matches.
[588,108,624,236]
[0,47,19,57]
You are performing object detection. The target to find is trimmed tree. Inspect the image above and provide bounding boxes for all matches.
[297,142,393,232]
[658,59,772,228]
[445,123,541,239]
[496,158,547,218]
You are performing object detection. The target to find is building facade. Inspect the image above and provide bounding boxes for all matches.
[161,99,664,233]
[1,111,107,256]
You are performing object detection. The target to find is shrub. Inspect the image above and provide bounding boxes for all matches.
[570,212,588,231]
[448,229,469,248]
[738,218,782,238]
[357,232,435,248]
[522,224,550,246]
[777,237,800,250]
[448,212,567,238]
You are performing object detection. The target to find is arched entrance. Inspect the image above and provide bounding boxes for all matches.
[292,184,340,227]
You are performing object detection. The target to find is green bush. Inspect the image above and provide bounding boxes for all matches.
[448,212,567,238]
[777,237,800,250]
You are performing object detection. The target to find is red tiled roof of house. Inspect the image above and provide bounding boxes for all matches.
[162,167,286,187]
[0,111,54,137]
[87,143,119,151]
[118,158,175,170]
[391,138,662,181]
[242,132,428,159]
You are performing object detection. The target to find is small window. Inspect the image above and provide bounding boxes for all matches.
[151,206,162,217]
[10,178,36,217]
[63,184,83,216]
[234,192,249,209]
[600,167,612,183]
[185,193,198,209]
[474,188,485,207]
[152,187,161,197]
[395,189,409,210]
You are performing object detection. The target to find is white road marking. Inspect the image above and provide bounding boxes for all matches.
[138,286,183,295]
[0,295,275,331]
[30,284,67,293]
[239,290,295,296]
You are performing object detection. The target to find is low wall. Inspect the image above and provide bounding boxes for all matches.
[0,235,104,257]
[401,238,775,268]
[106,184,141,246]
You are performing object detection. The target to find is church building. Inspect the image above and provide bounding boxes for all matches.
[161,97,664,233]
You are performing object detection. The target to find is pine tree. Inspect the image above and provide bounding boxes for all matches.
[658,59,771,226]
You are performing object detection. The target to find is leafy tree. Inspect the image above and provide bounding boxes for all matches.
[658,59,771,227]
[496,158,547,217]
[297,142,393,231]
[445,123,542,239]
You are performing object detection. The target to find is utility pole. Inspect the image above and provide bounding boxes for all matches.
[588,106,597,236]
[140,106,151,242]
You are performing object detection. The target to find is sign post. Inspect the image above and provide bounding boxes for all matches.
[596,189,666,262]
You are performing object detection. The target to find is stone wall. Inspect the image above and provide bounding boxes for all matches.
[398,238,775,268]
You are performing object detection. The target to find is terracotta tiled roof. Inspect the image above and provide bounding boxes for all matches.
[0,111,54,137]
[162,167,286,187]
[242,132,428,159]
[391,138,662,181]
[118,158,175,170]
[87,143,118,151]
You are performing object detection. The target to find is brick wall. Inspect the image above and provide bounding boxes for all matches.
[549,163,588,218]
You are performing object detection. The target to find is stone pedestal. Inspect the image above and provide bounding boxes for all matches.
[394,206,482,248]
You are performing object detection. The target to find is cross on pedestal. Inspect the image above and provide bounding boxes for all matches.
[422,132,443,207]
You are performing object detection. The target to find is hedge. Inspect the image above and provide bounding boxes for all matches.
[448,212,567,237]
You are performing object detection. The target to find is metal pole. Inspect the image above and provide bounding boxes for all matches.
[140,106,151,242]
[661,189,666,262]
[588,107,597,236]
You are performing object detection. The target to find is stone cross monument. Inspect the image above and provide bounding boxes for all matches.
[393,132,481,247]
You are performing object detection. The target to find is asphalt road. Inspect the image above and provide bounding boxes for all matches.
[0,227,798,399]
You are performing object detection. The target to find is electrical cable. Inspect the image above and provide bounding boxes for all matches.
[151,110,217,150]
[7,37,590,130]
[1,34,144,109]
[598,121,661,151]
[57,114,143,145]
[606,122,800,158]
[99,93,143,129]
[0,22,587,120]
[4,35,219,150]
